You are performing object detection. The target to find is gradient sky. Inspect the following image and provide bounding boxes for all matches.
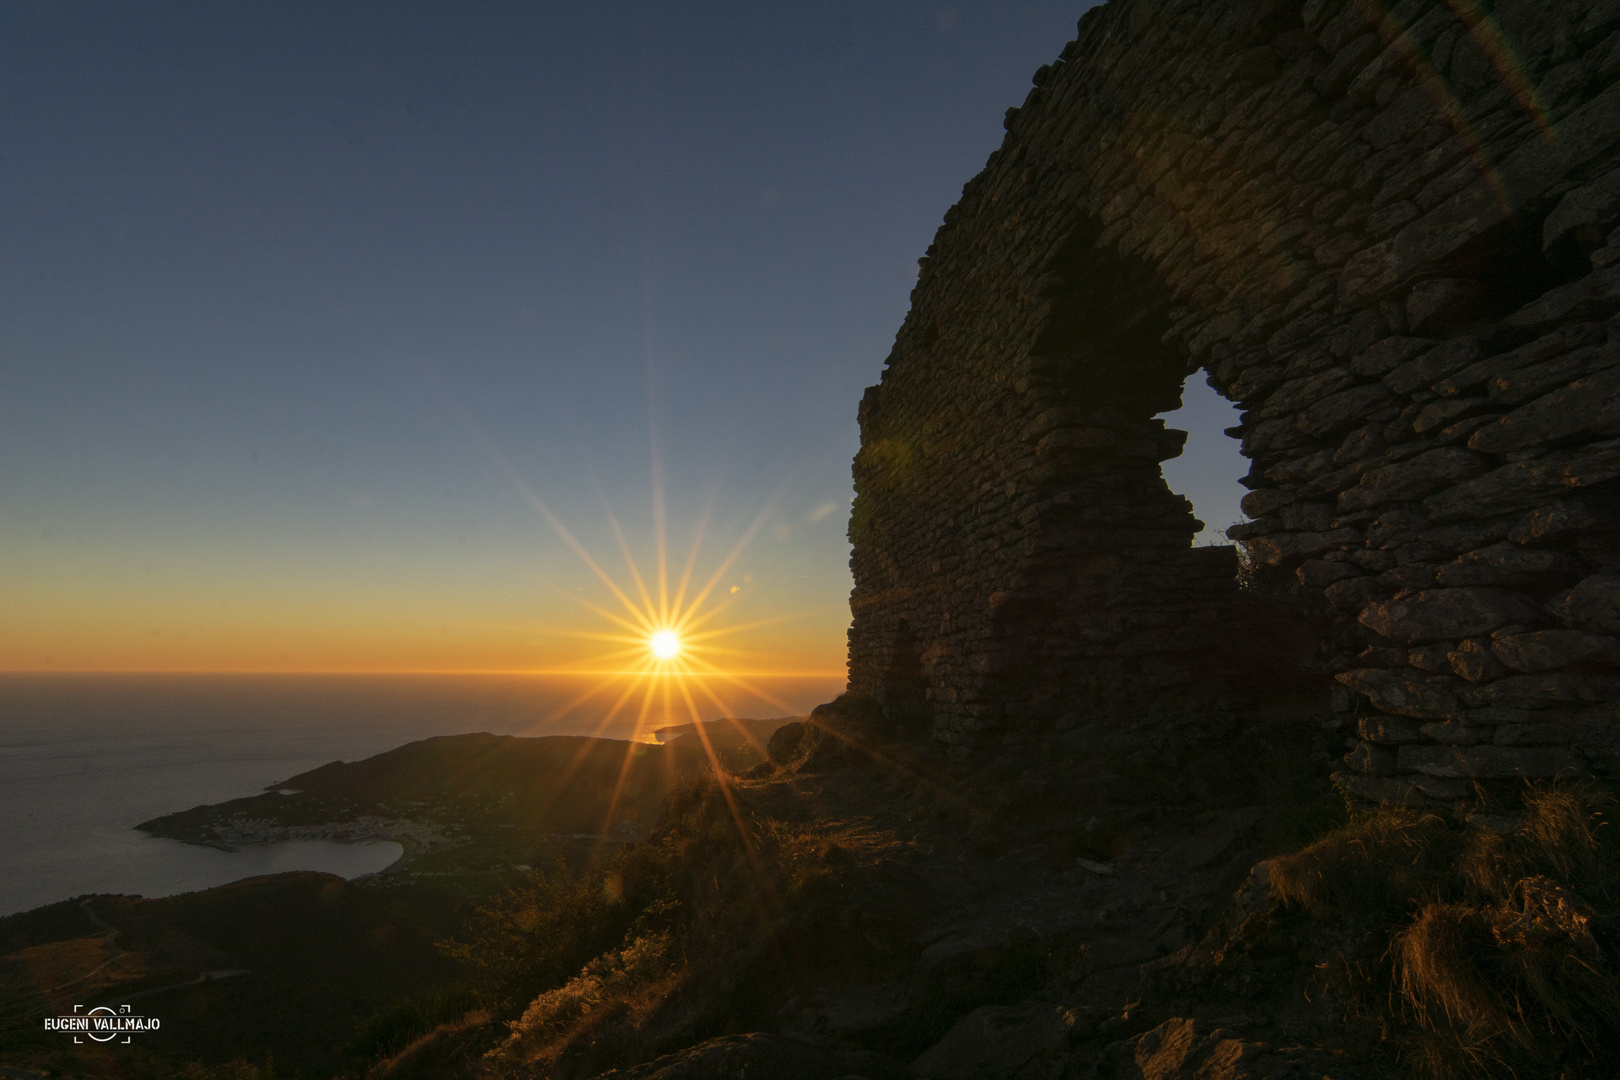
[0,1,1243,675]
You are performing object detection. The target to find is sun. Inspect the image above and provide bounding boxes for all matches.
[649,629,681,660]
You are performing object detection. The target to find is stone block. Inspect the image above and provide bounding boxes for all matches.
[1407,278,1481,332]
[1495,721,1574,746]
[1350,335,1434,377]
[1408,643,1455,672]
[1325,575,1389,610]
[1460,673,1620,708]
[1468,366,1620,453]
[1334,771,1450,805]
[1419,720,1490,745]
[1338,447,1489,511]
[1449,639,1507,682]
[1296,382,1397,435]
[1359,587,1544,644]
[1543,166,1620,264]
[1548,574,1620,633]
[1425,440,1620,521]
[1298,558,1361,587]
[1508,499,1602,545]
[1344,740,1398,775]
[1340,669,1461,720]
[1397,743,1584,779]
[1492,630,1620,672]
[1433,542,1570,588]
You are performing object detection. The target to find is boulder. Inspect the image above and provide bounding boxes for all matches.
[766,722,806,764]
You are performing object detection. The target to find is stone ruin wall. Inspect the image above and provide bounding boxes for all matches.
[846,0,1620,800]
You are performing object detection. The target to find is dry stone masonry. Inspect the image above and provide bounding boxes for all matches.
[845,0,1620,800]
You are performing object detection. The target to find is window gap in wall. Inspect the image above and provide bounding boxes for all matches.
[1155,374,1246,547]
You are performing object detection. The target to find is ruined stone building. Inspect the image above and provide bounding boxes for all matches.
[844,0,1620,800]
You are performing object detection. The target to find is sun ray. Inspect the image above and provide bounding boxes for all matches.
[601,500,661,632]
[668,488,716,633]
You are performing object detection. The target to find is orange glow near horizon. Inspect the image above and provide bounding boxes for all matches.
[511,473,831,743]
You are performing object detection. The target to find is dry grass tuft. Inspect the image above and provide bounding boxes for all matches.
[365,1009,492,1080]
[1272,782,1620,1078]
[1269,809,1458,917]
[497,932,677,1067]
[1394,903,1515,1054]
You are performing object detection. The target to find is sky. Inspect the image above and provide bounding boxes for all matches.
[0,1,1244,676]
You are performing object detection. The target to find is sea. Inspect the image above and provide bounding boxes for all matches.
[0,672,843,918]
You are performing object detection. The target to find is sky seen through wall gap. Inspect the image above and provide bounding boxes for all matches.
[1157,376,1248,548]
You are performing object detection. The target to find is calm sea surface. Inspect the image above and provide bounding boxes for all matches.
[0,672,842,917]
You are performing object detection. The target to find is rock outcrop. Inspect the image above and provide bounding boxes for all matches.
[847,0,1620,798]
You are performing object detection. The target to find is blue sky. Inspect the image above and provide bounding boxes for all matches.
[0,1,1242,672]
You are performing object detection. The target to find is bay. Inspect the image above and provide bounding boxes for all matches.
[0,672,842,916]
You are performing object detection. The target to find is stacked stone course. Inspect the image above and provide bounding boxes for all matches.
[847,0,1620,796]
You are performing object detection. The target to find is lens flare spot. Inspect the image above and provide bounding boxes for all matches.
[650,630,681,660]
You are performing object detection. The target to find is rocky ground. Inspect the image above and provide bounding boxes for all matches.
[438,692,1399,1080]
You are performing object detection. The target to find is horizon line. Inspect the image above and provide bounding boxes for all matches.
[0,668,850,678]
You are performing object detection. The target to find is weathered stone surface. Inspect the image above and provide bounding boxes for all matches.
[1508,499,1603,545]
[1504,261,1620,335]
[1436,324,1606,397]
[1397,744,1584,779]
[1406,279,1480,334]
[1351,336,1435,377]
[1358,714,1426,744]
[1296,559,1360,588]
[1115,1016,1338,1080]
[1433,542,1570,587]
[1548,574,1620,633]
[1244,529,1361,567]
[766,721,806,765]
[1338,447,1488,512]
[1424,440,1620,521]
[1333,771,1467,805]
[1543,166,1620,262]
[1338,669,1460,720]
[1408,644,1455,673]
[1468,366,1620,452]
[1493,630,1620,672]
[1460,673,1620,708]
[1420,720,1490,746]
[1496,721,1574,746]
[909,1004,1074,1079]
[1344,740,1397,775]
[1448,639,1506,682]
[1323,575,1388,610]
[1359,588,1544,644]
